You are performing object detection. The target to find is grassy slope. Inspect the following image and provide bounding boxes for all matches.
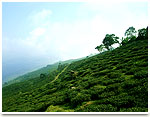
[2,38,148,112]
[3,57,83,87]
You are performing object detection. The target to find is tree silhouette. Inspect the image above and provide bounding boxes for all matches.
[102,34,119,51]
[125,26,137,39]
[95,26,148,51]
[137,27,148,39]
[121,37,129,45]
[95,44,105,53]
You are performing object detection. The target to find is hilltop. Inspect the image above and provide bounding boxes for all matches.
[2,36,148,112]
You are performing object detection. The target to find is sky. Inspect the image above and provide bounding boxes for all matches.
[2,1,148,82]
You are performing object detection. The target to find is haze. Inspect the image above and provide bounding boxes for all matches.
[2,1,148,83]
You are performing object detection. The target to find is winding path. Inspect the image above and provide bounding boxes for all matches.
[51,65,69,83]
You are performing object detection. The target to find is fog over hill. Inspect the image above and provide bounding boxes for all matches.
[2,2,147,83]
[2,58,51,83]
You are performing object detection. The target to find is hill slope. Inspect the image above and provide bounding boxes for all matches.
[3,57,84,87]
[2,38,148,112]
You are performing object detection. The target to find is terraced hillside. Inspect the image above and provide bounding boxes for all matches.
[2,37,148,112]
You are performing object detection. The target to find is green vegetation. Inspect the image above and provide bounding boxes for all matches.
[3,63,58,87]
[95,26,148,52]
[102,34,119,50]
[2,27,148,112]
[3,57,84,87]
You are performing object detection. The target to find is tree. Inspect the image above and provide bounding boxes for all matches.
[137,27,148,40]
[121,37,128,45]
[120,27,137,45]
[40,73,46,79]
[102,34,119,51]
[95,44,105,52]
[125,26,137,39]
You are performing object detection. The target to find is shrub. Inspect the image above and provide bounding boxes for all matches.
[106,93,135,108]
[78,81,89,89]
[120,107,148,112]
[40,74,46,79]
[77,104,117,112]
[89,85,106,100]
[134,60,147,67]
[92,69,110,77]
[134,70,148,79]
[46,105,64,112]
[70,93,91,107]
[107,72,122,79]
[125,67,141,75]
[100,91,115,98]
[32,102,49,112]
[46,105,73,112]
[106,83,120,91]
[122,79,137,89]
[115,64,124,70]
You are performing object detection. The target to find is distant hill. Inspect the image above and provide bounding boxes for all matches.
[2,37,148,112]
[2,57,84,87]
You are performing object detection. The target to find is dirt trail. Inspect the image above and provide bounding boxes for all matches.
[51,65,69,83]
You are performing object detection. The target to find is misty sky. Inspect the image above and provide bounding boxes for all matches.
[2,1,148,82]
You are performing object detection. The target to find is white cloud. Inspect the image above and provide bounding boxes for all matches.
[25,7,147,61]
[30,27,46,38]
[4,3,148,64]
[3,2,148,83]
[28,9,52,26]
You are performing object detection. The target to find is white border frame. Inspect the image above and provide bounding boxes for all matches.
[0,0,149,115]
[1,112,149,114]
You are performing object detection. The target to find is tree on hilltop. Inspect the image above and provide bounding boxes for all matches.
[95,44,105,53]
[102,34,119,51]
[125,26,137,40]
[137,27,148,40]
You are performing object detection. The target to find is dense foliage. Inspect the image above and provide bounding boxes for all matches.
[95,26,148,52]
[2,28,148,112]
